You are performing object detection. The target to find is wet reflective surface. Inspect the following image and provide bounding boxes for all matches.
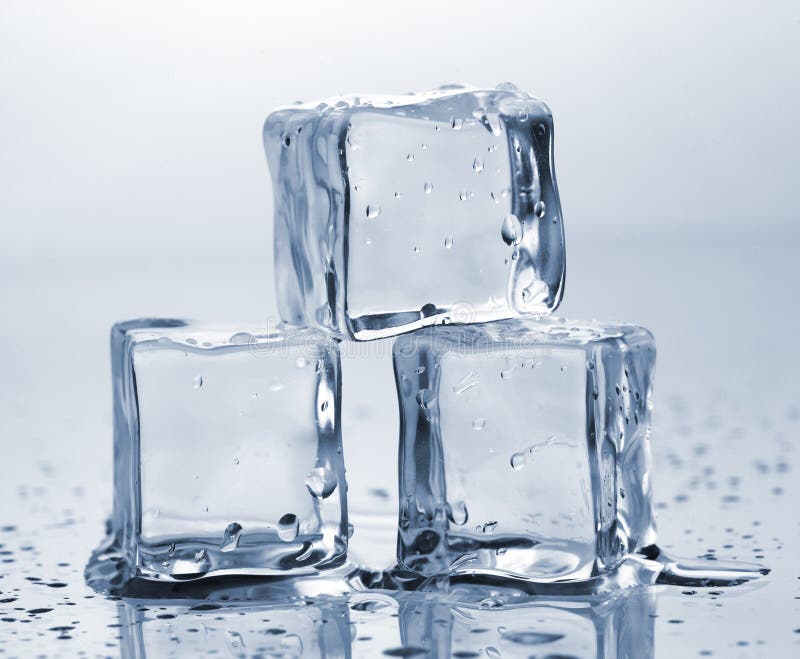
[1,237,798,656]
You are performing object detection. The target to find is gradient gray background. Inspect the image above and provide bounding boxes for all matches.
[0,1,798,657]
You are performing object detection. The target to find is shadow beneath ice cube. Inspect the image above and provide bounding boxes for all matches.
[115,586,658,658]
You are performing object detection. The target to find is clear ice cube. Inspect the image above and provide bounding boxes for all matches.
[393,318,657,582]
[264,83,565,340]
[109,319,347,583]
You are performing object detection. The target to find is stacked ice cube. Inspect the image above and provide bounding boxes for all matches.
[101,84,660,588]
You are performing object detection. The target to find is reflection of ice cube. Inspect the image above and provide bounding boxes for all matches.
[117,599,351,658]
[393,318,657,582]
[397,588,656,659]
[264,83,565,340]
[96,319,347,587]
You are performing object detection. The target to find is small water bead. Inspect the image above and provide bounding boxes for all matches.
[501,213,523,246]
[534,200,546,218]
[220,522,243,552]
[229,332,253,345]
[412,246,420,254]
[473,417,486,430]
[414,366,426,375]
[472,157,484,173]
[192,375,203,389]
[394,191,402,199]
[277,514,299,542]
[510,452,526,470]
[424,181,434,194]
[421,143,428,150]
[365,204,381,219]
[450,117,463,130]
[500,366,515,380]
[416,388,437,410]
[444,235,453,249]
[448,501,469,526]
[406,153,414,162]
[481,521,498,534]
[233,457,239,465]
[194,548,206,562]
[458,189,468,201]
[305,467,338,499]
[518,110,529,122]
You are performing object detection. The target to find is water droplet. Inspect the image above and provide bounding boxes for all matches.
[501,366,515,380]
[536,123,547,137]
[320,400,329,412]
[229,332,253,345]
[501,214,523,246]
[416,388,437,410]
[444,235,453,249]
[192,375,203,389]
[448,501,469,525]
[412,246,420,254]
[406,153,414,162]
[194,548,206,562]
[233,457,240,466]
[518,110,529,122]
[305,467,338,499]
[366,204,381,219]
[510,452,526,470]
[473,417,486,430]
[414,366,426,375]
[458,189,468,201]
[424,181,433,194]
[394,191,402,199]
[421,143,428,150]
[277,514,299,542]
[220,522,243,552]
[482,520,498,534]
[534,200,546,217]
[473,157,484,173]
[450,117,463,129]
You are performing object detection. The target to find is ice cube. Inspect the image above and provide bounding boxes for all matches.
[264,83,565,340]
[393,318,657,582]
[107,319,347,583]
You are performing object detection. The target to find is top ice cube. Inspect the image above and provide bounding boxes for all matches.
[264,83,566,341]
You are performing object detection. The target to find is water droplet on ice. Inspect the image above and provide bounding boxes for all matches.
[501,214,523,246]
[394,191,403,199]
[194,548,206,562]
[366,204,381,219]
[534,200,546,218]
[424,181,434,194]
[448,501,469,525]
[320,400,329,412]
[473,417,486,430]
[305,467,338,499]
[482,520,498,534]
[450,117,463,129]
[495,81,519,91]
[406,153,414,162]
[277,514,299,542]
[416,388,437,410]
[510,452,526,470]
[192,375,203,389]
[233,457,239,465]
[458,189,468,201]
[229,332,253,345]
[444,235,453,249]
[473,157,484,173]
[220,522,243,552]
